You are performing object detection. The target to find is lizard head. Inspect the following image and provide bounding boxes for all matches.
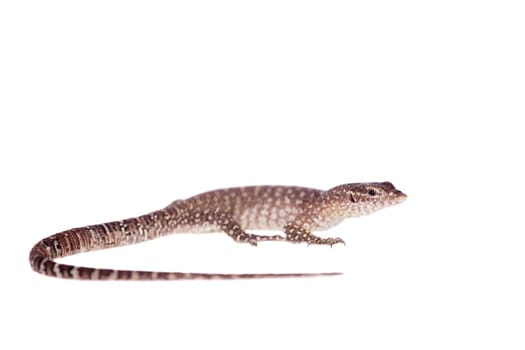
[326,182,407,217]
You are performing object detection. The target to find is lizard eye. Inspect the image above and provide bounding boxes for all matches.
[368,189,377,196]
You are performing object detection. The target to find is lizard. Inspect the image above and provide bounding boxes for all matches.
[29,182,407,280]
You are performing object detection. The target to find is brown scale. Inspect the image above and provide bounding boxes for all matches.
[29,182,407,280]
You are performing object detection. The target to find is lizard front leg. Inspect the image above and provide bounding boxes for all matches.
[284,222,345,246]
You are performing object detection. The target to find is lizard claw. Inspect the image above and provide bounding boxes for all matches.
[332,237,346,246]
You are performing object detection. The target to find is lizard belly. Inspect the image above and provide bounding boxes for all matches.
[237,204,300,231]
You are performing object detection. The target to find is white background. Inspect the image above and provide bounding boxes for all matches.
[1,1,524,349]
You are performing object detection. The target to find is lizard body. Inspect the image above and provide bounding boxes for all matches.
[29,182,406,280]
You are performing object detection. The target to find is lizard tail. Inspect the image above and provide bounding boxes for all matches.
[30,256,342,280]
[29,221,342,280]
[29,251,341,280]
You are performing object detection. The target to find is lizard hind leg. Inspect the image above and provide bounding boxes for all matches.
[214,212,285,246]
[284,223,345,247]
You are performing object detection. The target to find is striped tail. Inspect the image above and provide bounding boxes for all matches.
[29,256,341,280]
[29,214,341,280]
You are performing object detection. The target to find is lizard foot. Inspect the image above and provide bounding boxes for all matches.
[307,237,346,247]
[237,234,258,246]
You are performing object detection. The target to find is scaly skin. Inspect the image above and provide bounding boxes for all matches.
[29,182,407,280]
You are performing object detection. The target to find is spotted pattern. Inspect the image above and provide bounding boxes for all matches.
[29,182,406,280]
